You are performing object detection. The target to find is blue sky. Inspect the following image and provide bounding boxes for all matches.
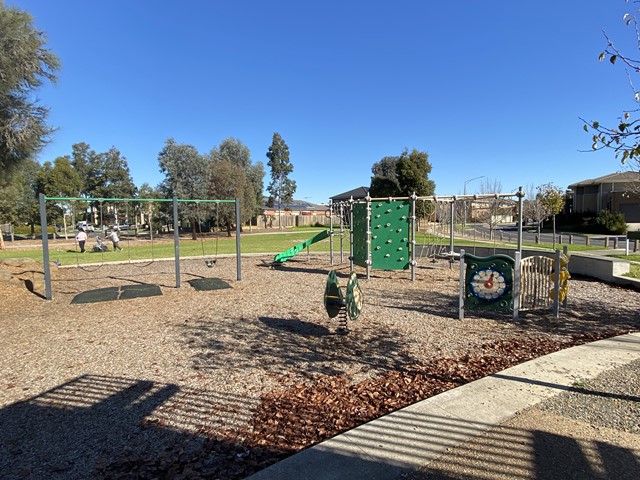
[7,0,639,203]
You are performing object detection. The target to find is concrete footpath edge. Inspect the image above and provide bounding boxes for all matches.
[246,332,640,480]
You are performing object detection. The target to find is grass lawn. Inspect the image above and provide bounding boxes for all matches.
[0,230,340,266]
[621,263,640,279]
[0,228,619,267]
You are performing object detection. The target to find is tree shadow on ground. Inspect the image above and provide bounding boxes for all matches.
[0,374,277,480]
[369,277,640,337]
[180,314,420,379]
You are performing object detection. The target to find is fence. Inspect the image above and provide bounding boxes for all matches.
[255,214,337,229]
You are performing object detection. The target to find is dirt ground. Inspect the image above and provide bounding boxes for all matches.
[1,254,639,479]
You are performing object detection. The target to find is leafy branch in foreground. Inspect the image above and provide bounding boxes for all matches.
[583,4,640,169]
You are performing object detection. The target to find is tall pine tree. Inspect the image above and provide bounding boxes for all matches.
[266,132,296,229]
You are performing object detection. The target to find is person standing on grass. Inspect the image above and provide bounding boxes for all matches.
[106,228,123,251]
[75,227,87,253]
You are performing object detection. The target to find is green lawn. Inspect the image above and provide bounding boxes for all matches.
[0,230,340,266]
[611,253,640,262]
[0,228,621,267]
[625,263,640,279]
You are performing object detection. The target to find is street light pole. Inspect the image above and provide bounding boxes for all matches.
[463,175,485,233]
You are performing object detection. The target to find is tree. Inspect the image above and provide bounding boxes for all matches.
[583,2,640,178]
[538,183,566,249]
[95,147,136,200]
[158,138,210,239]
[396,149,436,197]
[369,156,401,197]
[36,156,83,236]
[208,158,254,235]
[266,132,296,229]
[478,178,505,238]
[369,149,436,201]
[523,183,547,235]
[70,142,102,197]
[210,138,265,228]
[0,2,59,179]
[0,158,39,249]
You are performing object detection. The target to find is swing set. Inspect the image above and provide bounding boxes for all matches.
[38,194,242,300]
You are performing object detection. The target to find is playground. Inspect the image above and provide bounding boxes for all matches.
[2,253,640,479]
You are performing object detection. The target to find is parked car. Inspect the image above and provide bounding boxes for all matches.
[76,221,95,232]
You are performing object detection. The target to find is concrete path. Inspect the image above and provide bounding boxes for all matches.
[246,332,640,480]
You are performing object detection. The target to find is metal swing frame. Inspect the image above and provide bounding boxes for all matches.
[38,194,242,300]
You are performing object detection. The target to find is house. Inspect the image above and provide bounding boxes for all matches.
[329,186,370,203]
[567,172,640,222]
[261,197,325,216]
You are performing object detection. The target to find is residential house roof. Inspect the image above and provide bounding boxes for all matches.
[262,197,325,211]
[329,186,370,202]
[568,171,640,189]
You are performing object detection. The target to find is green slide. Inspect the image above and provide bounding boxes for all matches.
[273,229,330,264]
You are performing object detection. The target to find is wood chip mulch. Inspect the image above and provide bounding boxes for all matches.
[97,331,631,480]
[1,252,639,480]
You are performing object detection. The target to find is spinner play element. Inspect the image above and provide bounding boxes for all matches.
[463,253,515,313]
[469,268,507,301]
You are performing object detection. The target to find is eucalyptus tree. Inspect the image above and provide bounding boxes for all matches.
[210,137,265,228]
[266,132,296,229]
[0,2,59,180]
[158,138,211,239]
[37,156,83,235]
[0,158,39,248]
[136,183,162,229]
[208,157,255,234]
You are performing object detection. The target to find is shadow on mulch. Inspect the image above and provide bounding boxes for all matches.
[187,278,232,291]
[182,315,419,378]
[70,284,162,304]
[0,374,279,480]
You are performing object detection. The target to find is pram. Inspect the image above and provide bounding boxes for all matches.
[92,235,109,253]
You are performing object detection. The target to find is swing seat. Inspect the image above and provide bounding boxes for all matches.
[434,251,460,260]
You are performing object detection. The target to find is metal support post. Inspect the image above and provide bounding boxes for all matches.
[39,193,52,300]
[517,186,524,253]
[340,203,345,263]
[365,195,371,280]
[449,201,455,256]
[329,201,334,265]
[173,197,181,288]
[513,250,521,321]
[235,198,242,281]
[553,249,561,318]
[459,249,466,320]
[349,200,354,273]
[411,192,417,282]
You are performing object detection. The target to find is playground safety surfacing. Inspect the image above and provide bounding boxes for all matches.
[187,277,231,291]
[71,284,162,304]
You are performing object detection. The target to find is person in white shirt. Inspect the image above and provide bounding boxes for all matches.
[106,229,123,251]
[75,227,88,253]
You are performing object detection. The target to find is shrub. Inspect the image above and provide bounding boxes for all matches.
[594,210,627,234]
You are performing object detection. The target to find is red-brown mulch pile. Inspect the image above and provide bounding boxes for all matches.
[97,329,631,480]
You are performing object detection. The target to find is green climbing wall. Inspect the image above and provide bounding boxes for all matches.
[352,203,368,268]
[352,200,411,270]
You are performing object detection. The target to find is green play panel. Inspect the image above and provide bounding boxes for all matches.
[71,284,162,304]
[187,278,231,291]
